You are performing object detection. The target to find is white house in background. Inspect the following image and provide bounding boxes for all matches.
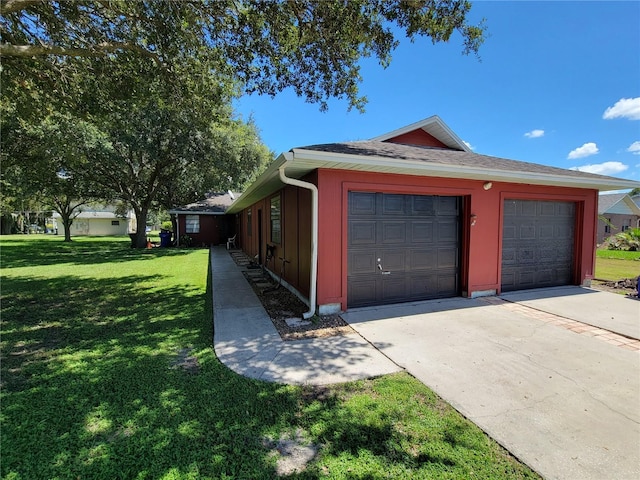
[52,204,136,237]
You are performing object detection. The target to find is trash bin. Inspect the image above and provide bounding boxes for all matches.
[159,230,172,247]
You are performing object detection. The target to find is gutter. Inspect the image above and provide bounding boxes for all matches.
[279,153,318,319]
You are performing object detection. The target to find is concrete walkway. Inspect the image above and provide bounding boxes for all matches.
[211,246,402,384]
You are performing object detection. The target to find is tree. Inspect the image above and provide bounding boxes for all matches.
[1,0,486,113]
[1,112,109,240]
[78,59,272,248]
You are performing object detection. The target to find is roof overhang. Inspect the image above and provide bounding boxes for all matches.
[168,210,226,215]
[227,149,640,214]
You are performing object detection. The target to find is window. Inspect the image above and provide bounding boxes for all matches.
[247,208,252,236]
[111,220,120,226]
[622,219,630,232]
[185,215,200,233]
[604,218,611,234]
[270,195,281,244]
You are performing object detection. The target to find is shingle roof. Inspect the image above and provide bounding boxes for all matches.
[597,193,627,214]
[169,192,238,214]
[298,141,627,184]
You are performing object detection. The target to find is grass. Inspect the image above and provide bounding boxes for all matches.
[1,235,539,479]
[595,249,640,280]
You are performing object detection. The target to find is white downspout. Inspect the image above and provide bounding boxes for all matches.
[279,155,318,319]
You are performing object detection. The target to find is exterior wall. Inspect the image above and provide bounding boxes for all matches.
[315,169,598,311]
[176,214,231,246]
[65,218,130,236]
[386,130,448,148]
[237,180,314,299]
[597,214,639,244]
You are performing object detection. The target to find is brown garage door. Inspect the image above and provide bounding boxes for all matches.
[501,199,575,292]
[348,192,461,308]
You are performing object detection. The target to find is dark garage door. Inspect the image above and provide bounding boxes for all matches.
[501,199,575,292]
[348,192,461,308]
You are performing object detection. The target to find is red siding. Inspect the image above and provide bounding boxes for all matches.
[316,169,598,311]
[386,129,449,148]
[177,214,231,246]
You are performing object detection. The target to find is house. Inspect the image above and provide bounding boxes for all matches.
[53,204,135,236]
[169,192,237,247]
[596,192,640,244]
[226,116,639,315]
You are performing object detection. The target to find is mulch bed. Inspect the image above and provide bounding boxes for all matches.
[229,250,354,341]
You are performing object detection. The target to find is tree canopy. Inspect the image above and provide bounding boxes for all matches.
[1,0,486,112]
[1,0,486,245]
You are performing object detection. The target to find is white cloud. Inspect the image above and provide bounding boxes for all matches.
[570,161,628,176]
[567,142,599,159]
[524,129,544,138]
[463,140,475,150]
[627,141,640,155]
[602,97,640,120]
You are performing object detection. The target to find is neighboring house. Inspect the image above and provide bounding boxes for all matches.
[53,204,135,236]
[226,115,639,314]
[169,192,237,247]
[597,192,640,244]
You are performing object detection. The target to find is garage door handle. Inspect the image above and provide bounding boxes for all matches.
[381,271,391,275]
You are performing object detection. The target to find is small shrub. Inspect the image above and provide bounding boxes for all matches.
[161,220,173,231]
[180,234,192,247]
[608,227,640,251]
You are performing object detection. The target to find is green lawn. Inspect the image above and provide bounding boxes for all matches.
[595,250,640,280]
[1,235,538,479]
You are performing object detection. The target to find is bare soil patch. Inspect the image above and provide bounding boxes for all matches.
[229,251,355,341]
[591,277,639,298]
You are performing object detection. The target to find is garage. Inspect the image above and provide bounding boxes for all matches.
[501,199,575,292]
[348,192,461,307]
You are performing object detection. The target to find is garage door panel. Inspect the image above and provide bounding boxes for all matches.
[411,222,434,243]
[411,196,436,215]
[349,251,377,275]
[502,199,575,292]
[437,220,459,242]
[382,194,406,215]
[350,221,376,245]
[382,251,405,271]
[410,250,437,270]
[349,192,461,307]
[348,279,377,306]
[381,222,407,244]
[437,248,459,269]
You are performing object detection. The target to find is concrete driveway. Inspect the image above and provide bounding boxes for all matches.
[343,287,640,480]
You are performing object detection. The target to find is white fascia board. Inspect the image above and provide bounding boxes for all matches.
[292,148,640,191]
[167,210,226,215]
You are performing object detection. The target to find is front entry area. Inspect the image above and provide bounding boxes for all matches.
[347,192,461,308]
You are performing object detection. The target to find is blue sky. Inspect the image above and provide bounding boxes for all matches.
[234,1,640,184]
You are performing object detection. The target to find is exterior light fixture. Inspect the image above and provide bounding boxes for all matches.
[483,182,493,190]
[470,214,478,226]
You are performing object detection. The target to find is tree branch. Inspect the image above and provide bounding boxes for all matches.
[1,0,41,15]
[0,41,164,66]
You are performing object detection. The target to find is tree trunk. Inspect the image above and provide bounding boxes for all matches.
[133,207,149,248]
[61,214,73,242]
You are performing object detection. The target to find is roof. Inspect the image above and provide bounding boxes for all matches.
[598,193,640,215]
[169,192,238,215]
[227,142,640,213]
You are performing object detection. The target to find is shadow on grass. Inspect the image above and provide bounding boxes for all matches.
[1,242,537,479]
[0,235,193,269]
[1,269,304,479]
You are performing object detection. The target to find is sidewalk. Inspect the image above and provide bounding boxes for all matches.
[210,246,402,385]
